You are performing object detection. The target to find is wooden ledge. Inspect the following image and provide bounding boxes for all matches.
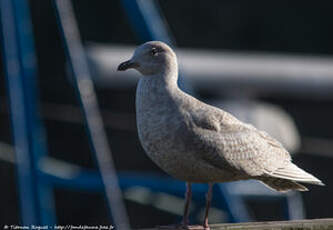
[142,218,333,230]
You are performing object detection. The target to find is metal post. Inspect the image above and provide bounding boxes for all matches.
[53,1,131,229]
[0,0,56,224]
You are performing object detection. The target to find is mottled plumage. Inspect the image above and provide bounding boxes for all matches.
[118,41,324,229]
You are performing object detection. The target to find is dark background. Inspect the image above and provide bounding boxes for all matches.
[1,0,333,228]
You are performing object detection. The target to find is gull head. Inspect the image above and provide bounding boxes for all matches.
[117,41,177,76]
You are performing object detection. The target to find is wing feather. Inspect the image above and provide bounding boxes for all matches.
[189,108,291,177]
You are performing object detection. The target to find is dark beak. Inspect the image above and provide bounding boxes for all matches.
[117,60,139,71]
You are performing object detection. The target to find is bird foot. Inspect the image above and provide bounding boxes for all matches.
[157,224,208,230]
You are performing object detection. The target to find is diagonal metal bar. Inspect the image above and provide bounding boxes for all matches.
[53,0,130,229]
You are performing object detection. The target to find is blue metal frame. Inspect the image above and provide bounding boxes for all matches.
[0,0,302,225]
[0,0,55,224]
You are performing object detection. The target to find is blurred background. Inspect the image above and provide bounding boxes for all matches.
[0,0,333,229]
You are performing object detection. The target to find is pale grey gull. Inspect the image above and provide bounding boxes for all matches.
[117,41,324,230]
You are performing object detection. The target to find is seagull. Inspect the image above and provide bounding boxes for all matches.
[117,41,324,230]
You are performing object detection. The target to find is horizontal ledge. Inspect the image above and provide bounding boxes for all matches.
[142,218,333,230]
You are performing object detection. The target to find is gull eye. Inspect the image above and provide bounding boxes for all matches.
[150,48,158,56]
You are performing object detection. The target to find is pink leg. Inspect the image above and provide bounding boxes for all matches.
[182,182,192,226]
[203,183,213,230]
[158,182,205,230]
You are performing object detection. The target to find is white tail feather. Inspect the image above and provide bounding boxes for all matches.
[271,163,324,186]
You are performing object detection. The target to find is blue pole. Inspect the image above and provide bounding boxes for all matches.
[0,0,56,224]
[12,0,56,224]
[0,0,39,224]
[53,1,130,229]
